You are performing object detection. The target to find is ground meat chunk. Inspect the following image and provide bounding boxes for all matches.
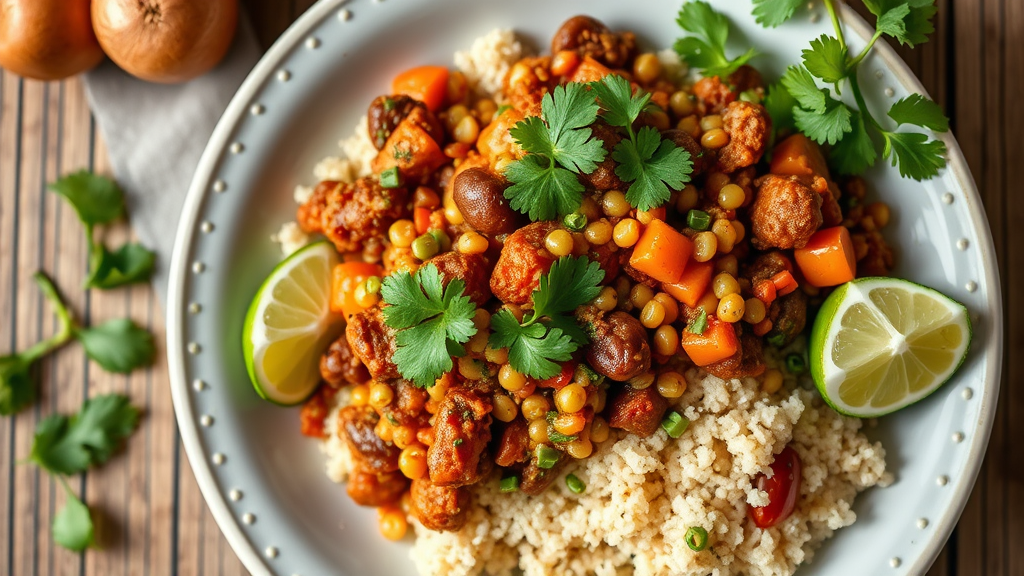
[494,418,531,468]
[427,388,493,487]
[490,221,560,305]
[663,129,713,177]
[297,177,408,253]
[767,290,808,347]
[345,305,400,381]
[588,240,620,281]
[320,335,370,387]
[338,405,401,474]
[409,479,470,531]
[580,122,627,191]
[703,329,767,380]
[728,65,765,94]
[856,229,894,276]
[347,469,408,507]
[367,94,444,150]
[578,307,651,381]
[380,379,431,429]
[606,385,669,438]
[744,251,792,284]
[751,174,823,250]
[692,75,737,114]
[519,451,566,495]
[426,251,492,306]
[718,101,770,174]
[550,16,636,69]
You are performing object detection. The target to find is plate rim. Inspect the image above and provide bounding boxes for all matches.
[165,3,1005,576]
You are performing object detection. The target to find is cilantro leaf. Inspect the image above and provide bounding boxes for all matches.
[875,3,912,40]
[87,242,156,289]
[764,82,797,136]
[531,256,606,321]
[882,130,947,180]
[887,94,949,131]
[781,66,827,113]
[53,484,94,552]
[48,171,124,226]
[865,0,937,47]
[489,311,575,379]
[674,1,758,77]
[830,109,878,175]
[802,35,848,84]
[751,0,804,27]
[380,264,478,387]
[590,74,650,130]
[31,393,140,475]
[613,128,692,211]
[793,99,853,145]
[504,156,589,221]
[0,355,34,416]
[75,319,155,374]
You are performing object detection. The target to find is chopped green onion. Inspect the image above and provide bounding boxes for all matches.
[685,526,709,551]
[563,212,588,232]
[496,104,513,116]
[364,276,382,295]
[565,473,586,494]
[380,166,403,188]
[536,445,561,469]
[785,353,806,374]
[499,476,519,493]
[661,411,690,439]
[686,209,711,231]
[453,438,464,447]
[766,333,786,348]
[688,309,708,335]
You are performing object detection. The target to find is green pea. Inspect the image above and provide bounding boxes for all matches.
[411,234,439,261]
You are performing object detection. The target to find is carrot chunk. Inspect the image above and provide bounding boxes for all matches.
[794,226,856,287]
[662,260,714,308]
[681,317,739,366]
[629,219,693,285]
[771,270,799,296]
[331,262,383,318]
[414,207,432,235]
[392,65,449,112]
[770,133,831,179]
[371,109,447,181]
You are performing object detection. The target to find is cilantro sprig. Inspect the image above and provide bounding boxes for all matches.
[49,171,156,289]
[380,263,478,387]
[591,75,694,211]
[30,394,141,551]
[0,273,155,415]
[758,0,948,180]
[674,1,758,78]
[489,256,604,379]
[505,83,607,221]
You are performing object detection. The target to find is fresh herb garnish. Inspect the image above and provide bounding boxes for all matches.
[0,273,154,415]
[674,1,758,78]
[758,0,948,180]
[685,525,709,552]
[591,75,693,211]
[48,171,156,289]
[687,309,708,335]
[380,263,478,387]
[504,83,607,221]
[30,393,140,551]
[489,256,604,379]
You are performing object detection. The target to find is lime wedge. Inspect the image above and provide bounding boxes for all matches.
[809,277,971,418]
[243,241,342,405]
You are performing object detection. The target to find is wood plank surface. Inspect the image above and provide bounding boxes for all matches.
[0,1,1020,575]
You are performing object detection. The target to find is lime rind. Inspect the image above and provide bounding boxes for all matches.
[243,241,341,406]
[809,277,972,418]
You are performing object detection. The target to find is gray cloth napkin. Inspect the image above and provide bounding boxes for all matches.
[83,16,263,304]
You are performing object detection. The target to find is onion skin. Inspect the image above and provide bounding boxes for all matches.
[0,0,105,80]
[92,0,239,84]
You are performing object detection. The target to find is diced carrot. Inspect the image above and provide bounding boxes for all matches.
[414,207,432,235]
[570,56,613,83]
[753,279,777,305]
[392,65,449,112]
[681,317,739,366]
[770,133,831,179]
[662,260,714,308]
[771,270,799,296]
[794,226,857,287]
[629,219,693,284]
[752,318,773,337]
[371,108,447,180]
[536,362,576,390]
[331,262,384,318]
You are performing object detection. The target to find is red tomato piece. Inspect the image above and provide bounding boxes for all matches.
[749,446,802,528]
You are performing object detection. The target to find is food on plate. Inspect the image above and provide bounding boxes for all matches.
[92,0,238,83]
[0,0,104,80]
[244,2,969,575]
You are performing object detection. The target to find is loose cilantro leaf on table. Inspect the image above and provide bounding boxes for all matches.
[674,0,758,78]
[75,319,156,374]
[489,256,604,379]
[504,83,606,221]
[591,75,693,211]
[381,264,478,387]
[48,171,155,289]
[53,481,94,552]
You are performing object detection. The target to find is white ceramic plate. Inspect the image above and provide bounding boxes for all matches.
[167,1,1003,575]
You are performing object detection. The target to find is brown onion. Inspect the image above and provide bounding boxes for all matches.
[91,0,238,84]
[0,0,105,80]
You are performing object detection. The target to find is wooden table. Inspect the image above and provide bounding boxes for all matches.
[0,1,1019,575]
